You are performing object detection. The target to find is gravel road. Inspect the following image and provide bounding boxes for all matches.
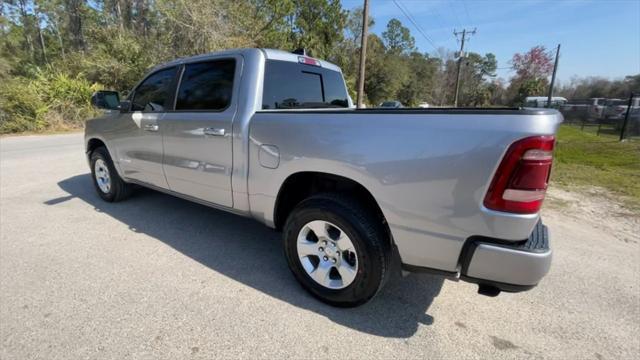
[1,133,638,359]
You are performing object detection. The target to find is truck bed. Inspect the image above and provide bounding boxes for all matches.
[247,108,563,272]
[259,107,556,115]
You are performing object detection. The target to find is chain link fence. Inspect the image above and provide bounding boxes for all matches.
[560,93,639,140]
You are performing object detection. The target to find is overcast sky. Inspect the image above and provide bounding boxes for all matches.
[342,0,640,84]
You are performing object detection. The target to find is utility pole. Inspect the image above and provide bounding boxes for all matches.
[453,28,476,107]
[356,0,370,109]
[546,44,561,108]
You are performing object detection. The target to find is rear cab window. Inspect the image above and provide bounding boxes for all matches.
[176,59,236,111]
[262,60,349,109]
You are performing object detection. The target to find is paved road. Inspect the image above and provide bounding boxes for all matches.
[1,133,638,359]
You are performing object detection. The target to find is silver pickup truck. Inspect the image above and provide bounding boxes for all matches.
[86,48,562,307]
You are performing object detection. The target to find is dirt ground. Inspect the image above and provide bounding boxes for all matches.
[545,186,639,245]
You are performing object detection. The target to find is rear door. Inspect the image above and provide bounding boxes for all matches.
[115,66,178,188]
[160,57,240,207]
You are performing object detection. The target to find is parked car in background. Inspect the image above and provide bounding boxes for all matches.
[604,98,640,121]
[610,103,640,136]
[418,102,430,108]
[525,96,567,108]
[560,98,607,121]
[379,100,403,108]
[628,108,640,135]
[86,48,561,307]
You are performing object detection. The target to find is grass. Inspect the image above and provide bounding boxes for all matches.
[551,124,640,209]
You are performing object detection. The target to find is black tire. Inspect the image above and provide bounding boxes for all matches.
[283,193,391,307]
[90,146,132,202]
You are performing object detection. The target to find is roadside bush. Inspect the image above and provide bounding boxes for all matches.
[67,28,156,92]
[0,77,47,133]
[0,68,100,134]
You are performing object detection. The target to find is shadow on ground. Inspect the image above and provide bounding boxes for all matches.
[46,174,445,338]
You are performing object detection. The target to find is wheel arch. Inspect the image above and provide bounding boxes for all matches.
[85,137,124,178]
[272,171,393,246]
[86,137,107,157]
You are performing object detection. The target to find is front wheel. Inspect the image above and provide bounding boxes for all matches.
[283,193,391,307]
[90,146,132,202]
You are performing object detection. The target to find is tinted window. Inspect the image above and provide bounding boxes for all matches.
[262,60,349,109]
[131,67,177,112]
[570,99,591,105]
[176,59,236,111]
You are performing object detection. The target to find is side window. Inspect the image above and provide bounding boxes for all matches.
[131,67,177,112]
[176,59,236,111]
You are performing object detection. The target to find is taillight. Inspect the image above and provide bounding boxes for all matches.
[484,136,555,214]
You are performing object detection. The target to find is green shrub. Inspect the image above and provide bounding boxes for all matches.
[0,68,100,134]
[0,77,48,133]
[69,29,156,92]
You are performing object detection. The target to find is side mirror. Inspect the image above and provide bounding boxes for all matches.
[91,91,120,110]
[118,100,131,113]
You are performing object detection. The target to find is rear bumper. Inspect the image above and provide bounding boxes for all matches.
[402,220,552,294]
[459,220,551,292]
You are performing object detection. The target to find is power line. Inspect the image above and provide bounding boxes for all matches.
[392,0,441,56]
[422,1,458,48]
[448,0,463,28]
[429,4,458,47]
[393,0,439,52]
[416,1,448,35]
[462,0,473,27]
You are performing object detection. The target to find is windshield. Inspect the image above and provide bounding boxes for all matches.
[262,60,349,109]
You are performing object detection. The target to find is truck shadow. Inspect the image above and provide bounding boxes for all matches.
[46,174,445,338]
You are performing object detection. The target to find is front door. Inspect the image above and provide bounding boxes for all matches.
[115,66,178,189]
[160,58,239,207]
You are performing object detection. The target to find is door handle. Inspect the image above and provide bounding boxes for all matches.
[203,127,225,136]
[143,124,159,132]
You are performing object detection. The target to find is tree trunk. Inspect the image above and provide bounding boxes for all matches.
[115,0,124,31]
[34,5,48,63]
[134,0,149,37]
[17,0,35,61]
[64,0,86,51]
[52,17,66,60]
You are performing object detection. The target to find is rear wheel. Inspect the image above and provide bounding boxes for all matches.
[90,146,132,202]
[283,193,391,307]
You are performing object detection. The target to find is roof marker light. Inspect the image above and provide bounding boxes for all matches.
[298,56,321,67]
